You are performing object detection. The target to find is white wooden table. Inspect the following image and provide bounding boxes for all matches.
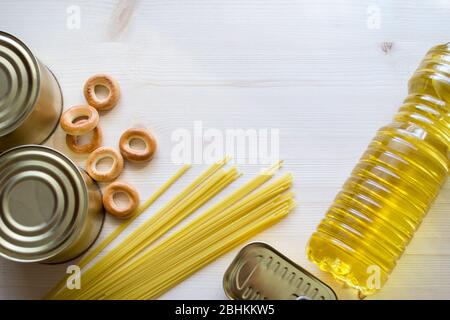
[1,0,449,300]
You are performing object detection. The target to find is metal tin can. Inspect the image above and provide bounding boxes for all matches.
[223,242,337,300]
[0,31,63,152]
[0,145,104,263]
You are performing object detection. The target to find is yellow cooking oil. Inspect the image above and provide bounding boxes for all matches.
[307,43,450,296]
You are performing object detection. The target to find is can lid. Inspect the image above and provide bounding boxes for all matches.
[0,31,40,137]
[223,242,338,300]
[0,145,88,262]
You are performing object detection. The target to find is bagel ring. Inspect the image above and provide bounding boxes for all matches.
[86,146,124,182]
[66,121,103,154]
[84,74,120,111]
[102,181,140,219]
[119,128,157,163]
[60,105,99,135]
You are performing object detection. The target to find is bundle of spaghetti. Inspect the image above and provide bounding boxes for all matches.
[110,178,294,300]
[101,168,287,289]
[83,173,294,300]
[49,157,240,299]
[111,190,294,300]
[44,164,191,299]
[69,162,284,299]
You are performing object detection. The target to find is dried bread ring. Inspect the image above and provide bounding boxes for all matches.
[66,122,103,154]
[86,146,124,182]
[84,74,120,111]
[102,181,140,219]
[119,128,157,163]
[60,105,99,135]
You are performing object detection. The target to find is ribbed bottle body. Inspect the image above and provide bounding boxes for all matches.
[307,44,450,295]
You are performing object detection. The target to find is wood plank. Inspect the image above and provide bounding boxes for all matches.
[0,0,449,300]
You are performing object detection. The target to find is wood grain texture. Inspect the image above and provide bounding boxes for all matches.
[0,0,449,300]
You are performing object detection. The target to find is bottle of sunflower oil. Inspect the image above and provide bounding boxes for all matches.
[307,43,449,296]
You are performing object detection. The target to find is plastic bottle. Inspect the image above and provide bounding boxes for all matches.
[307,43,449,296]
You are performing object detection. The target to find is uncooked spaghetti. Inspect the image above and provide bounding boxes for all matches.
[48,161,294,300]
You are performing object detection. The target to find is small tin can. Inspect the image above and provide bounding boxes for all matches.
[224,242,337,300]
[0,145,104,264]
[0,31,63,152]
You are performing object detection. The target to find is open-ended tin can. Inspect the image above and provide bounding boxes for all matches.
[0,31,63,152]
[0,145,104,264]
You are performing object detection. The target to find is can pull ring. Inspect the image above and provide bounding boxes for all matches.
[296,296,311,301]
